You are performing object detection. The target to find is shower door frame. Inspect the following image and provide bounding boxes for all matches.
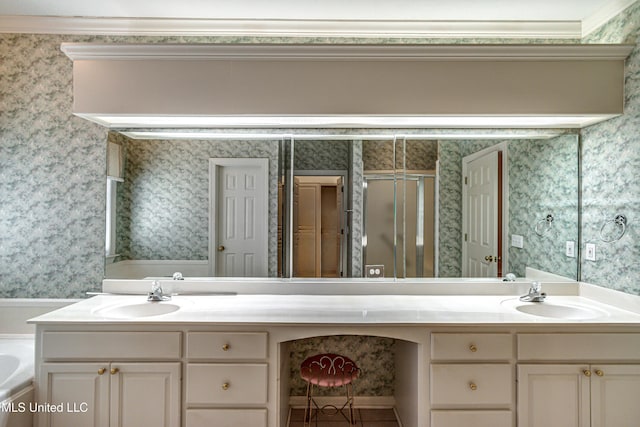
[363,172,438,278]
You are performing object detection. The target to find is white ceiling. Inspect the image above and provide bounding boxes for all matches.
[0,0,623,21]
[0,0,636,38]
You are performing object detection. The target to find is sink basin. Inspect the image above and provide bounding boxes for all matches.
[94,302,180,319]
[502,298,609,320]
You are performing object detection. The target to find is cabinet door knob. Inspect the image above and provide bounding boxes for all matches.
[469,382,477,391]
[583,369,591,377]
[222,382,230,390]
[97,368,106,375]
[469,344,477,353]
[222,343,230,351]
[110,367,120,375]
[595,369,604,377]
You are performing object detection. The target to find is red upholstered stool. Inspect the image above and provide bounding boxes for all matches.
[300,353,360,426]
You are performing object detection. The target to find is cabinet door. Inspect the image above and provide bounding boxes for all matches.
[39,363,110,427]
[109,362,181,427]
[591,365,640,427]
[517,365,590,427]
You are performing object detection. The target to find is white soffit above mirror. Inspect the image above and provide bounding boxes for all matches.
[63,43,633,130]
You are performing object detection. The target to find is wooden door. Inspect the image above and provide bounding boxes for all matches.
[293,180,321,277]
[293,176,343,277]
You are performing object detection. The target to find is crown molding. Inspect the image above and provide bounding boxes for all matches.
[60,42,635,61]
[581,0,638,38]
[0,15,582,39]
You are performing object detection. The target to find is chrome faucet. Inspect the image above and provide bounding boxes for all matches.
[148,280,171,302]
[503,273,517,282]
[520,281,546,302]
[172,272,184,280]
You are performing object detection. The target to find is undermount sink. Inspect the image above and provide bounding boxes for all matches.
[502,298,609,320]
[94,302,180,319]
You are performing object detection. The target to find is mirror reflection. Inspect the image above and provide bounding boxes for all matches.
[104,131,579,281]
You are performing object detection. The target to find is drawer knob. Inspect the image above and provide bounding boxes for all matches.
[222,382,230,390]
[110,367,119,375]
[469,344,478,353]
[222,343,230,351]
[97,368,106,375]
[469,382,477,391]
[595,369,604,377]
[583,369,592,377]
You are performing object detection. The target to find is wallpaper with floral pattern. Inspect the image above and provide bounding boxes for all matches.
[0,5,638,297]
[287,335,396,397]
[111,133,281,275]
[437,135,579,279]
[581,1,640,295]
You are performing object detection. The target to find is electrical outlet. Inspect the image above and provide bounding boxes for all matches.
[585,243,596,261]
[511,234,524,249]
[566,241,575,258]
[365,265,385,278]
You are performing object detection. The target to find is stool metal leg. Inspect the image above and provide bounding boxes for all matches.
[346,383,355,425]
[303,382,314,427]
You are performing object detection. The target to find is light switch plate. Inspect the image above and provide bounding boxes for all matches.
[511,234,524,249]
[585,243,596,261]
[566,241,575,257]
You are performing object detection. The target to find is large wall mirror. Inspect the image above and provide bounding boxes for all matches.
[104,130,579,281]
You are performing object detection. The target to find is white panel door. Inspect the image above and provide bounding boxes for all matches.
[591,365,640,427]
[517,364,590,427]
[39,363,110,427]
[110,363,181,427]
[463,150,499,277]
[209,159,269,277]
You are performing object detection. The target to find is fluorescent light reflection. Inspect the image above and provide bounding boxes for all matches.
[82,114,616,129]
[122,131,564,140]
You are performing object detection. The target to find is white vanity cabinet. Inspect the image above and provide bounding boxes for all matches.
[35,331,182,427]
[429,333,515,427]
[184,332,269,427]
[517,334,640,427]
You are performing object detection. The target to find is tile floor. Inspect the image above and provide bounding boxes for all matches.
[288,408,400,427]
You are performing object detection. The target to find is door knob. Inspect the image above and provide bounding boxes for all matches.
[484,255,494,262]
[218,245,225,252]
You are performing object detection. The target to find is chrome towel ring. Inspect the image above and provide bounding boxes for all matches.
[534,214,554,236]
[600,214,627,243]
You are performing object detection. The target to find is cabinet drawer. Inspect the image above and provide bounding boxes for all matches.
[187,332,267,360]
[430,364,513,407]
[518,334,640,361]
[41,332,181,360]
[431,333,513,361]
[431,410,512,427]
[186,409,267,427]
[186,363,268,405]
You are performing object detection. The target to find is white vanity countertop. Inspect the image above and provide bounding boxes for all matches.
[28,292,640,326]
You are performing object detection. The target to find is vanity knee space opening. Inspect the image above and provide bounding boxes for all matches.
[280,335,421,427]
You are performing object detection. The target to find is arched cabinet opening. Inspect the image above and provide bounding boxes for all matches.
[279,335,422,427]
